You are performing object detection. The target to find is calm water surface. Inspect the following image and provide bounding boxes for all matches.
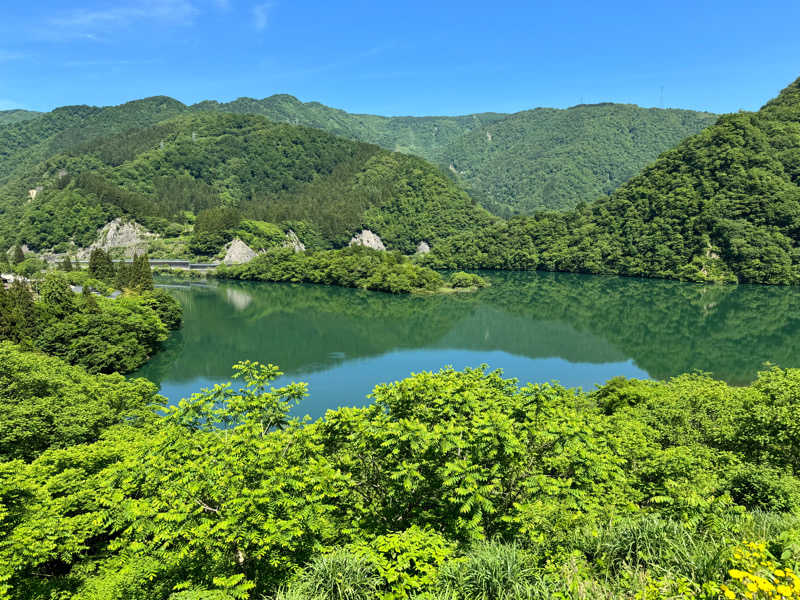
[134,271,800,420]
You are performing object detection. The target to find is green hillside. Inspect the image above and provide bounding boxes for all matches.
[425,76,800,285]
[0,109,40,126]
[0,95,716,216]
[0,112,492,253]
[195,94,508,163]
[0,97,186,184]
[438,103,717,214]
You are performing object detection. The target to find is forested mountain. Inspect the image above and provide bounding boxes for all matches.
[0,112,492,253]
[425,75,800,285]
[195,94,508,163]
[0,96,186,184]
[439,103,717,214]
[0,94,715,216]
[0,109,40,125]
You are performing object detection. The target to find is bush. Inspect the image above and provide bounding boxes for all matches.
[284,549,381,600]
[434,542,537,600]
[448,271,489,288]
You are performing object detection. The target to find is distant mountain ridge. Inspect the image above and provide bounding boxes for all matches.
[424,75,800,285]
[0,94,716,214]
[0,109,41,126]
[0,111,493,254]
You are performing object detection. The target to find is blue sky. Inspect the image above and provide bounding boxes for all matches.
[1,0,799,116]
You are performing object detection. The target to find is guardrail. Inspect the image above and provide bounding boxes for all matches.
[75,259,220,270]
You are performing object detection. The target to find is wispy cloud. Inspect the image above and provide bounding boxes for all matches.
[49,0,199,34]
[252,3,271,31]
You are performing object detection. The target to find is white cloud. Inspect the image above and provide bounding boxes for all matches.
[50,0,199,32]
[252,3,271,31]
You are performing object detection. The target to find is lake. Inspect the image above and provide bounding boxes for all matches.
[134,271,800,420]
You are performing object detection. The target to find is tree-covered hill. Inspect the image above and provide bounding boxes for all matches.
[0,96,186,184]
[438,103,718,214]
[0,94,716,216]
[425,76,800,285]
[194,94,508,163]
[0,112,493,253]
[0,109,40,126]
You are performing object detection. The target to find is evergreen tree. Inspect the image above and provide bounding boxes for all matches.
[134,253,154,291]
[0,279,39,343]
[12,244,24,265]
[59,255,73,272]
[115,260,133,290]
[88,248,115,282]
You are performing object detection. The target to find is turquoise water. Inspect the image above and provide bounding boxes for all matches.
[134,271,800,420]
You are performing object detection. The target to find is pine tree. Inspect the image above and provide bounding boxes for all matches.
[12,244,24,265]
[115,260,133,290]
[1,279,39,343]
[135,253,154,291]
[60,255,73,272]
[88,248,115,282]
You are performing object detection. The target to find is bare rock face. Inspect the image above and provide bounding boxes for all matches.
[283,229,306,253]
[416,241,431,255]
[223,238,258,265]
[349,229,386,251]
[78,218,155,260]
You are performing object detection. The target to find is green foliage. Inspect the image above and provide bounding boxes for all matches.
[434,542,537,600]
[10,256,46,277]
[0,111,492,254]
[11,244,23,264]
[283,550,381,600]
[349,527,455,599]
[0,342,160,461]
[0,109,40,126]
[448,271,488,288]
[425,76,800,285]
[0,267,178,373]
[36,271,76,318]
[59,254,74,271]
[139,288,183,329]
[115,253,155,291]
[440,103,717,214]
[88,247,115,282]
[2,361,800,598]
[218,246,444,294]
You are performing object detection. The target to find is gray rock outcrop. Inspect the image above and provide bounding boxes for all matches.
[77,218,155,260]
[283,230,306,252]
[349,229,386,251]
[415,241,431,255]
[223,238,258,265]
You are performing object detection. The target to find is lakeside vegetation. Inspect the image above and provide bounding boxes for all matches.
[216,246,487,294]
[0,254,181,374]
[1,349,799,599]
[424,76,800,285]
